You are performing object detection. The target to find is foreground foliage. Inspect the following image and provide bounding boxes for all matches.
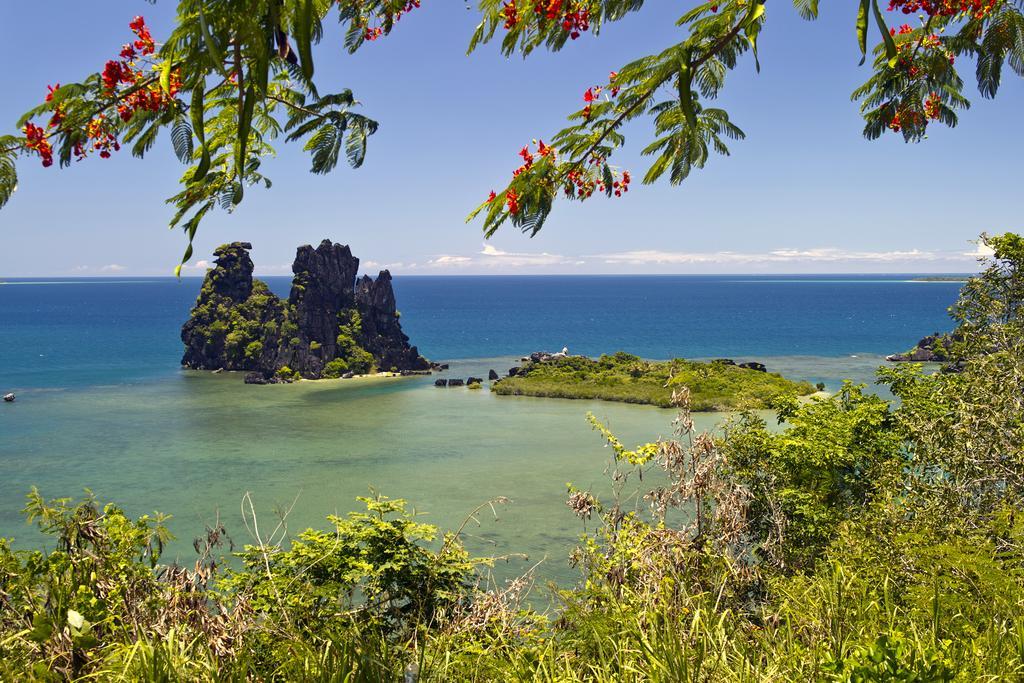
[491,352,817,410]
[2,233,1024,681]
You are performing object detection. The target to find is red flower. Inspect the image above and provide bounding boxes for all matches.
[506,189,521,215]
[23,122,54,167]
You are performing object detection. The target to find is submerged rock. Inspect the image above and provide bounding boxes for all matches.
[181,240,430,381]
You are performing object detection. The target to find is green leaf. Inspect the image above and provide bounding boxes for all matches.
[171,118,193,164]
[856,0,870,65]
[345,119,367,169]
[66,609,85,630]
[190,85,210,181]
[296,0,315,81]
[872,0,899,67]
[28,613,52,643]
[198,6,229,77]
[793,0,820,20]
[0,149,17,210]
[235,83,256,201]
[159,53,174,95]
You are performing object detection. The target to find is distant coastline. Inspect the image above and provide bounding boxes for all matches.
[908,275,970,282]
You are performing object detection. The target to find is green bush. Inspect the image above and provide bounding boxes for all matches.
[244,341,263,359]
[322,358,349,378]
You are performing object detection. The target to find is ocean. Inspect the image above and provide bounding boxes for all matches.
[0,274,960,584]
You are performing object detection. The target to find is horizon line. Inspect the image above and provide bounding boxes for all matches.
[0,271,976,280]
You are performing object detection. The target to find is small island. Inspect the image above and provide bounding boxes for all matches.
[181,240,432,383]
[491,351,818,411]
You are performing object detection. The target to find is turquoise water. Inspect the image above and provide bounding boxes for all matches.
[0,275,960,584]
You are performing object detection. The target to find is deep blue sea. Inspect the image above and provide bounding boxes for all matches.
[0,274,962,583]
[1,275,959,391]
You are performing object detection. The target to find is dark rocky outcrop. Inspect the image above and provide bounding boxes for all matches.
[435,379,448,387]
[467,377,483,386]
[3,393,14,403]
[182,240,430,381]
[508,367,522,377]
[488,369,499,381]
[738,362,767,372]
[714,359,736,366]
[449,379,465,387]
[886,333,952,363]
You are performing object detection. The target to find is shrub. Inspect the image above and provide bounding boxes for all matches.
[245,341,263,359]
[322,358,349,378]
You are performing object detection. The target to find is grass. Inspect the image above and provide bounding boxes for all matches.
[491,351,817,411]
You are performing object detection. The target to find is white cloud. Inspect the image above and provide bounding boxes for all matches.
[253,263,293,274]
[100,264,126,272]
[964,241,995,258]
[192,259,210,270]
[592,247,947,266]
[427,255,473,267]
[278,243,983,275]
[477,243,572,267]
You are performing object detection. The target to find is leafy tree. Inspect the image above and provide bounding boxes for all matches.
[2,0,1022,268]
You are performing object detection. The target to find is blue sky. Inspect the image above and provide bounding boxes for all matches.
[1,1,1020,276]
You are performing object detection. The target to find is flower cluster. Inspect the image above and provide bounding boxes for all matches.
[128,15,155,55]
[564,155,630,199]
[85,118,121,159]
[363,0,422,41]
[23,123,53,167]
[23,16,181,167]
[533,1,591,39]
[887,0,998,18]
[882,22,955,133]
[502,1,519,29]
[45,84,65,129]
[502,0,591,39]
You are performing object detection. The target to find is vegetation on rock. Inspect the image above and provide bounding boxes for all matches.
[181,240,430,380]
[492,351,817,410]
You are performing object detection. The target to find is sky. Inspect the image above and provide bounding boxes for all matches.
[0,1,1020,276]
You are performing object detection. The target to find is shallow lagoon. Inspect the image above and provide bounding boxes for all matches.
[2,354,885,585]
[0,275,958,585]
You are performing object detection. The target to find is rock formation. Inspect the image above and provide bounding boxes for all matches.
[181,240,431,381]
[885,333,952,363]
